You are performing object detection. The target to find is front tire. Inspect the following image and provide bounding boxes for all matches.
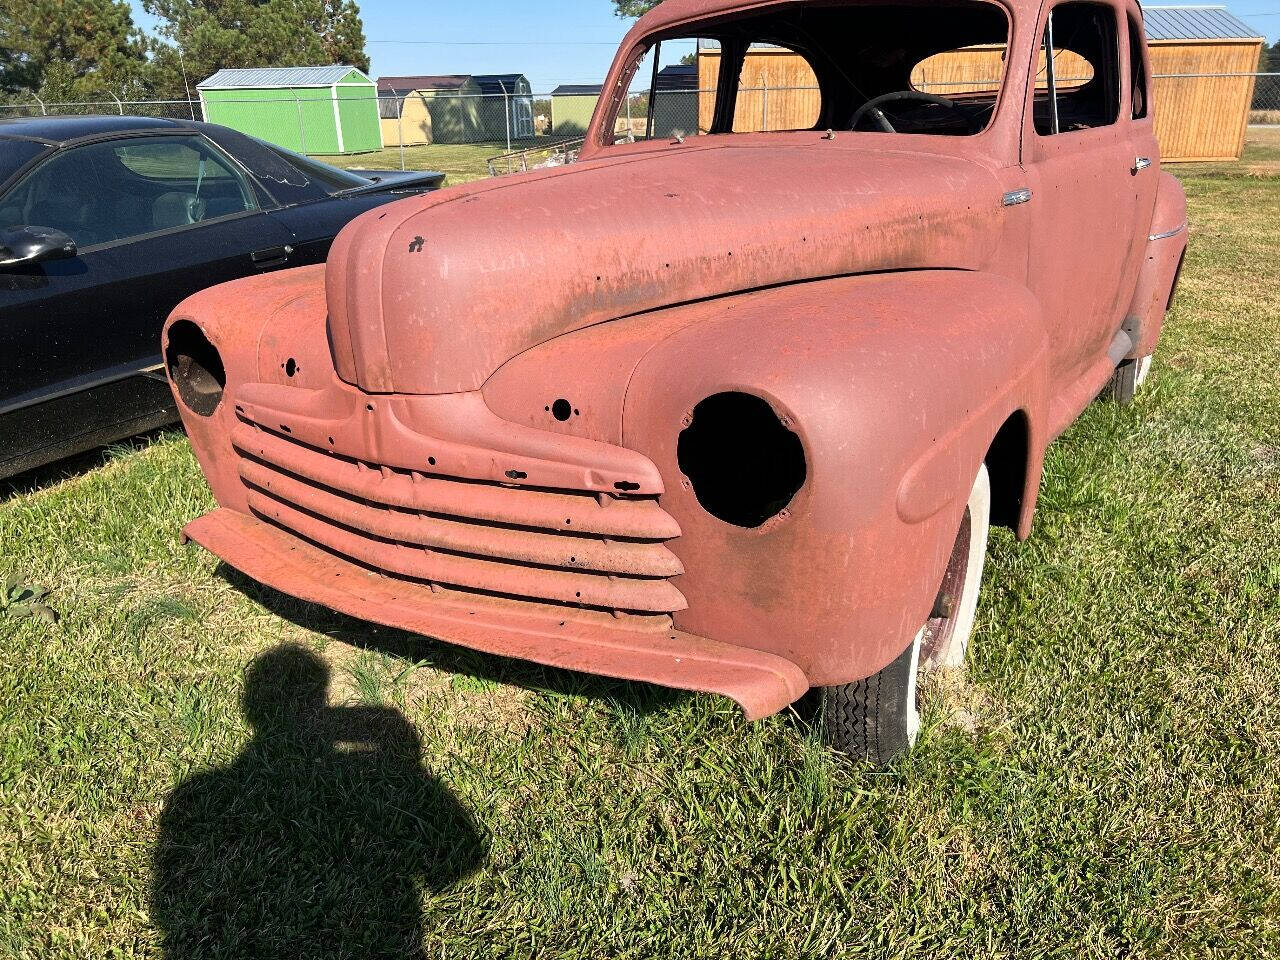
[821,463,991,764]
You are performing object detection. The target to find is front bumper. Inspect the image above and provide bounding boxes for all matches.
[186,508,808,719]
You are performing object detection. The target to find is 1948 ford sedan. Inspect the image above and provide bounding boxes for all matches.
[164,0,1187,763]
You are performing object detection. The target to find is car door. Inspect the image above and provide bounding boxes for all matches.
[1020,0,1144,391]
[0,133,296,413]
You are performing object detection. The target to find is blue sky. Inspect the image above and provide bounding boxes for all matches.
[128,0,1278,93]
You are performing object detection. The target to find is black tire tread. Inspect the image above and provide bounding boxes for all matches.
[1109,359,1139,404]
[820,640,914,765]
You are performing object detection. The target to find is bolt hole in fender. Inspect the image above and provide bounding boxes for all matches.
[820,463,991,765]
[676,392,806,528]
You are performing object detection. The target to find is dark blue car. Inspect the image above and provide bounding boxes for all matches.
[0,115,444,480]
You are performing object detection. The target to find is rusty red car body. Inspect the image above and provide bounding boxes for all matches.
[165,0,1187,753]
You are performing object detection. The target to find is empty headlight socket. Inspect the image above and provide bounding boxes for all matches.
[676,391,806,528]
[165,320,226,418]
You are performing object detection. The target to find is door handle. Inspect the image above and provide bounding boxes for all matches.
[1132,157,1152,174]
[251,244,293,268]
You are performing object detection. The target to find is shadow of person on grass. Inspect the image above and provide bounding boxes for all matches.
[150,644,483,959]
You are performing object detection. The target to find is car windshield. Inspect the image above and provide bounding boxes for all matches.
[264,144,373,193]
[609,0,1010,142]
[0,139,50,192]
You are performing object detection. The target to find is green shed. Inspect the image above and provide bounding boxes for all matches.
[197,65,383,155]
[550,84,602,137]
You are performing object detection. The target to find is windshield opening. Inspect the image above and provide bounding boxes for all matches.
[606,0,1010,143]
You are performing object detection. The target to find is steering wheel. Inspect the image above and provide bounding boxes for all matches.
[850,91,980,134]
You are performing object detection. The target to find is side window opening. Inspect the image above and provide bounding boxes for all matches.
[1034,2,1121,135]
[731,43,822,133]
[1128,15,1149,119]
[5,136,258,250]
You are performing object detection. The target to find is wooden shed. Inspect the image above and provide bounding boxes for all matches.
[697,6,1263,161]
[474,74,536,140]
[1140,6,1265,161]
[378,76,484,145]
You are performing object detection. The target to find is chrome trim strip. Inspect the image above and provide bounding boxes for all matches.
[1148,223,1187,242]
[1001,188,1032,207]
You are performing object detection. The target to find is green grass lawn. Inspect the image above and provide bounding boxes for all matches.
[2,171,1279,958]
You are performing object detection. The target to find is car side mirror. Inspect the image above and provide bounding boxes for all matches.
[0,225,77,270]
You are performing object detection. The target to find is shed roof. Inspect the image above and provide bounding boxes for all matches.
[1142,6,1263,40]
[656,64,698,90]
[552,84,603,96]
[378,75,471,94]
[474,74,528,95]
[199,65,366,89]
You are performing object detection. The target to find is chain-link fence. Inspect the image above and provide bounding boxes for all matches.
[1249,71,1280,124]
[2,74,1276,174]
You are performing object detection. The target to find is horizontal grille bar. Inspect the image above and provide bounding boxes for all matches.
[231,422,680,540]
[238,458,684,577]
[247,489,687,613]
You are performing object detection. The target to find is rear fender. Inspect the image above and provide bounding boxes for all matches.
[1124,172,1188,358]
[622,270,1050,686]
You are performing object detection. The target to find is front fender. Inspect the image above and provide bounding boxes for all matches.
[622,270,1050,685]
[163,265,329,513]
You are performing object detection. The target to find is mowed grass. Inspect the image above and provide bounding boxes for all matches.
[1,172,1279,958]
[315,140,551,185]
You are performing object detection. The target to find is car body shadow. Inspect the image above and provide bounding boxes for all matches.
[150,644,484,959]
[217,564,688,718]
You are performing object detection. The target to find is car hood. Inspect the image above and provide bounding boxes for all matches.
[325,140,1005,395]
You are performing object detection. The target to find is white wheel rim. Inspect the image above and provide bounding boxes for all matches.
[905,627,924,746]
[923,464,991,671]
[1134,354,1153,389]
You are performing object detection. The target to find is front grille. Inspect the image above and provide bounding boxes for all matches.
[230,419,687,615]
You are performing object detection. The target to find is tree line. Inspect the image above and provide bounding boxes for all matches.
[0,0,367,106]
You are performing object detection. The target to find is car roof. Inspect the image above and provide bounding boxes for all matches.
[0,115,195,145]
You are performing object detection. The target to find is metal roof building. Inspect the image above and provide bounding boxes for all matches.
[197,65,382,155]
[1141,6,1265,161]
[1142,5,1262,41]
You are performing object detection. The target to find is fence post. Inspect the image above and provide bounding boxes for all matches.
[504,89,512,153]
[761,76,768,131]
[396,96,405,171]
[293,92,307,154]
